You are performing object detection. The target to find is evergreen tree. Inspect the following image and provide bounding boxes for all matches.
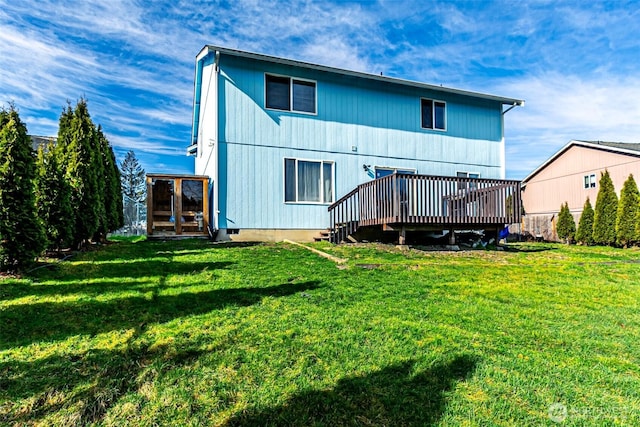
[592,170,618,246]
[120,150,146,233]
[105,135,124,231]
[0,106,46,271]
[113,150,125,230]
[97,126,124,233]
[556,202,576,243]
[616,174,639,247]
[575,197,595,245]
[35,142,74,251]
[57,99,101,247]
[92,126,110,241]
[55,103,76,242]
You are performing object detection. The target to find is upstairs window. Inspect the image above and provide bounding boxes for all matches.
[266,74,316,114]
[421,98,446,130]
[584,174,596,189]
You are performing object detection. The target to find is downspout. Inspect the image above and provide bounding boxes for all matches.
[500,101,524,179]
[213,50,220,232]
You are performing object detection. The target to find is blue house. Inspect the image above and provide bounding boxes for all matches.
[190,45,524,242]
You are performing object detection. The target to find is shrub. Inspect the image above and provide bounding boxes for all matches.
[593,170,618,246]
[556,202,576,243]
[616,174,639,247]
[575,197,595,245]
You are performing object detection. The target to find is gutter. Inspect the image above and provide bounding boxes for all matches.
[502,100,524,115]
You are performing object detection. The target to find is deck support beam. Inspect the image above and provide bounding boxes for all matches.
[449,229,456,245]
[398,226,407,245]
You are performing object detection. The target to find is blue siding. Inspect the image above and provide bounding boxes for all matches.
[209,54,506,230]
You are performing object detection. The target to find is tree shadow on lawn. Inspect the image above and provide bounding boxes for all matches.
[0,280,322,350]
[224,354,478,426]
[0,328,209,426]
[32,259,234,282]
[503,244,557,253]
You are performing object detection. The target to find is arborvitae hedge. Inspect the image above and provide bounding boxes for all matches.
[0,107,45,271]
[593,170,618,246]
[98,126,124,233]
[35,142,74,251]
[616,174,639,247]
[575,197,595,245]
[57,99,102,247]
[556,202,576,243]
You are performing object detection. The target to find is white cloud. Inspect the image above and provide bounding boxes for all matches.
[498,72,640,179]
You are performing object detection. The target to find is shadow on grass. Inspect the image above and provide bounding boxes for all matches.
[0,328,208,426]
[223,354,478,426]
[32,259,234,282]
[503,244,557,253]
[0,280,321,350]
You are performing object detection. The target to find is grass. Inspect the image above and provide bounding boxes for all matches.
[1,239,639,426]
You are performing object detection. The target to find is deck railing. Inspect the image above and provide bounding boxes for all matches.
[328,173,522,243]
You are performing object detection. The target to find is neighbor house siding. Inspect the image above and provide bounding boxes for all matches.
[521,143,640,240]
[523,145,640,215]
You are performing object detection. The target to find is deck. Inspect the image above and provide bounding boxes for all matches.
[328,173,522,244]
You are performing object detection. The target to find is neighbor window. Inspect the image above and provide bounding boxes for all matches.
[284,158,333,203]
[421,99,446,130]
[584,174,596,189]
[266,74,316,114]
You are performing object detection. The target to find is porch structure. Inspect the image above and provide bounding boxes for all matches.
[328,173,522,244]
[146,174,209,238]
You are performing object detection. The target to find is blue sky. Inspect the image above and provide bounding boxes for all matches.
[1,0,639,179]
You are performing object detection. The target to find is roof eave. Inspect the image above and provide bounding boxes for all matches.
[204,45,525,106]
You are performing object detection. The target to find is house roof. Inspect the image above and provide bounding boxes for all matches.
[523,140,640,184]
[198,45,525,107]
[30,135,56,151]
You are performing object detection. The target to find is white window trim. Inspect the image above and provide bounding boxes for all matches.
[457,171,481,179]
[420,98,447,131]
[584,173,596,189]
[265,73,318,115]
[283,157,334,205]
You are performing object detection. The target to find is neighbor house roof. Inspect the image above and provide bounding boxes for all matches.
[523,140,640,184]
[30,135,56,151]
[198,45,525,107]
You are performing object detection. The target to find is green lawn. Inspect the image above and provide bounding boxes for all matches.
[1,240,639,426]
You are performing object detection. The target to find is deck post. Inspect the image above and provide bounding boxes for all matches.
[399,226,407,245]
[449,228,456,245]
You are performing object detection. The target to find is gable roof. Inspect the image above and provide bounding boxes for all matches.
[523,140,640,184]
[30,135,56,151]
[198,45,525,107]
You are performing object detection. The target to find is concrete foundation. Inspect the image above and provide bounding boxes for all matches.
[216,228,324,242]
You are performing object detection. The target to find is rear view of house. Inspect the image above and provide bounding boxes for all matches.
[190,45,523,242]
[522,140,640,240]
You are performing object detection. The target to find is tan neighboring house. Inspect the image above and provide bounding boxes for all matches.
[521,140,640,241]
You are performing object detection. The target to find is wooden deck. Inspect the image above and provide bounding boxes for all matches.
[328,173,522,243]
